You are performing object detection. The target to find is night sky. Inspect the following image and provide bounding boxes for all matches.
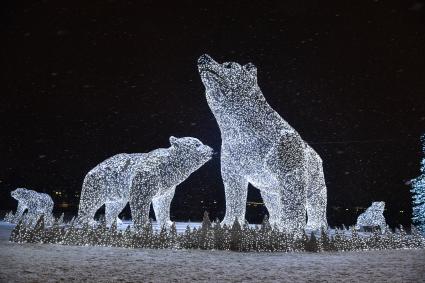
[1,0,424,226]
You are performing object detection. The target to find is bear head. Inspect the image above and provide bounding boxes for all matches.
[11,188,27,201]
[370,201,385,212]
[169,136,213,169]
[198,54,258,105]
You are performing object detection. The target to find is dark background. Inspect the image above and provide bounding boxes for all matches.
[1,0,424,227]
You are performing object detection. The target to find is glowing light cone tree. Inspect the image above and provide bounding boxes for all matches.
[410,134,425,234]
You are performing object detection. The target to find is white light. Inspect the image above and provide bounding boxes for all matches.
[76,136,213,229]
[198,54,328,233]
[10,188,54,225]
[355,201,387,231]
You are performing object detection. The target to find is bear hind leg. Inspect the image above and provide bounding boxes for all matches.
[221,169,249,226]
[277,170,308,234]
[105,201,127,227]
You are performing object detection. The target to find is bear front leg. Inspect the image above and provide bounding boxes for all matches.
[14,202,27,222]
[130,199,151,230]
[152,187,175,228]
[306,184,328,230]
[379,216,387,233]
[305,158,328,230]
[129,171,155,230]
[106,201,127,227]
[221,167,249,226]
[76,173,105,225]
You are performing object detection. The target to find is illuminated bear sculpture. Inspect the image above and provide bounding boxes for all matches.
[77,136,213,228]
[356,201,387,231]
[198,54,327,232]
[11,188,54,223]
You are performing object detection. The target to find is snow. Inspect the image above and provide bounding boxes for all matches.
[0,222,424,282]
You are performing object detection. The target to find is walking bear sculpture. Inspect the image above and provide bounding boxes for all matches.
[198,54,328,232]
[11,188,54,224]
[76,136,213,228]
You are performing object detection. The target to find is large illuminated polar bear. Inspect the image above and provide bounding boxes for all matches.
[77,136,213,228]
[198,54,327,232]
[11,188,54,222]
[356,201,387,231]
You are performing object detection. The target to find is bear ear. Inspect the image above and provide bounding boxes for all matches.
[169,136,178,146]
[245,62,257,76]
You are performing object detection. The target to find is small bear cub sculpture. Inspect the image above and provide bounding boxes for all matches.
[11,188,54,223]
[77,136,213,228]
[356,201,387,232]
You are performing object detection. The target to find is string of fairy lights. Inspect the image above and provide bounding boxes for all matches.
[4,55,425,251]
[8,212,425,252]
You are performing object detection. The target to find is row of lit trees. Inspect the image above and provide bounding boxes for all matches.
[9,212,425,252]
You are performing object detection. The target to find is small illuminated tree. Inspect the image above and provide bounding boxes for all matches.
[57,213,65,225]
[181,225,193,249]
[3,211,14,223]
[169,222,178,248]
[212,220,223,250]
[230,218,242,251]
[199,211,212,249]
[410,134,425,235]
[305,232,319,252]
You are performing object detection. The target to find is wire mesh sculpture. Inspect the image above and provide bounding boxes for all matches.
[10,188,54,224]
[198,54,328,233]
[76,136,213,229]
[356,201,387,232]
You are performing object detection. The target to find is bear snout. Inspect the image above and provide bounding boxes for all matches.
[202,146,214,159]
[198,54,214,66]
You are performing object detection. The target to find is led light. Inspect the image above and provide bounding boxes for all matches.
[355,201,387,232]
[76,136,213,229]
[10,188,54,226]
[198,54,328,233]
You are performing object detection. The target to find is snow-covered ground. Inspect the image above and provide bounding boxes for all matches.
[0,222,424,282]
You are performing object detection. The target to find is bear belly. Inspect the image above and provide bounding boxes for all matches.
[248,171,281,193]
